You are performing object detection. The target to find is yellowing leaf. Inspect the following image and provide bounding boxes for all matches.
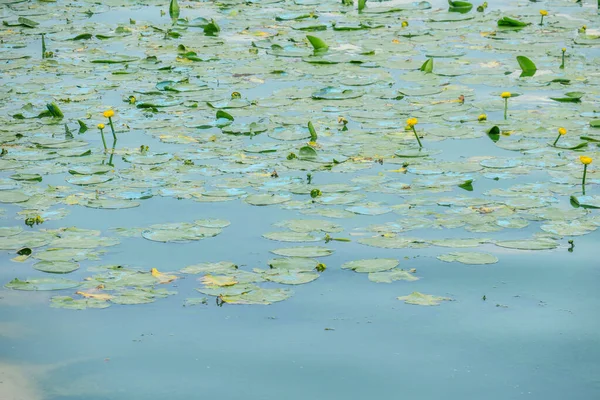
[151,268,177,284]
[76,291,113,301]
[201,274,238,287]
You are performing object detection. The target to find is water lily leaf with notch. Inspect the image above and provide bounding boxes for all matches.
[33,248,101,262]
[0,190,29,203]
[540,221,597,236]
[83,199,141,209]
[516,56,537,77]
[245,194,291,206]
[397,292,452,306]
[437,252,498,265]
[51,296,110,310]
[341,258,399,273]
[275,219,343,233]
[262,231,323,242]
[268,258,320,272]
[359,236,429,249]
[368,269,419,283]
[123,153,173,165]
[550,92,583,103]
[10,173,42,182]
[202,274,238,287]
[260,269,320,285]
[312,87,363,100]
[5,277,81,291]
[142,225,222,243]
[91,55,140,64]
[136,99,183,108]
[33,261,80,274]
[495,239,558,250]
[66,174,114,186]
[181,261,237,274]
[156,80,207,92]
[109,289,156,305]
[221,287,292,305]
[271,246,333,257]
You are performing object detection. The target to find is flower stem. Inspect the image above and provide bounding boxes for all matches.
[504,98,508,120]
[412,126,423,148]
[560,53,565,69]
[582,164,588,194]
[540,16,544,26]
[552,133,561,147]
[108,117,117,141]
[99,128,107,150]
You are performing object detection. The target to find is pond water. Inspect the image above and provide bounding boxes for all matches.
[1,0,600,399]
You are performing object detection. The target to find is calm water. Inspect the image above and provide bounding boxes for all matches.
[1,0,600,399]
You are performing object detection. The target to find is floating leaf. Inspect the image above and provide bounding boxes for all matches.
[397,292,452,306]
[271,246,333,257]
[5,277,80,291]
[437,252,498,265]
[368,269,419,283]
[550,92,583,103]
[33,261,79,274]
[342,258,399,273]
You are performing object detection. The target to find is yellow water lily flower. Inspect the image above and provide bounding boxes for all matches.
[97,123,105,129]
[406,117,418,127]
[406,118,422,148]
[501,93,511,120]
[561,47,566,53]
[539,10,548,16]
[478,114,487,122]
[553,127,567,146]
[103,109,114,118]
[580,156,592,193]
[401,21,409,28]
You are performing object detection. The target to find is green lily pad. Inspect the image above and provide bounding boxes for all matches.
[5,277,81,291]
[397,292,453,306]
[270,246,333,257]
[437,252,498,265]
[341,258,399,273]
[368,269,419,283]
[33,261,80,274]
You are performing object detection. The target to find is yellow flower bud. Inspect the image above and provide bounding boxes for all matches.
[561,47,566,52]
[558,127,567,135]
[401,21,409,28]
[580,156,592,165]
[500,92,511,99]
[478,114,487,121]
[97,123,105,129]
[103,110,114,118]
[539,10,548,16]
[406,117,418,127]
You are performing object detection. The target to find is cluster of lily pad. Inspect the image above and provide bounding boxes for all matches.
[1,0,599,308]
